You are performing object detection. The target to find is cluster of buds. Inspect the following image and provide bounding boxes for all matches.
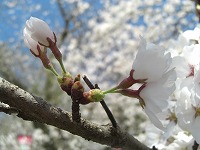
[24,17,105,105]
[58,73,105,105]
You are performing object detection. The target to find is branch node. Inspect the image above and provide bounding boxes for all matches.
[71,81,83,123]
[83,75,118,128]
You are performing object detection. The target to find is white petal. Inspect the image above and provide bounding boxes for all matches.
[176,87,195,130]
[140,69,176,113]
[194,69,200,100]
[182,44,200,67]
[132,37,172,82]
[183,30,199,41]
[161,121,176,141]
[23,27,45,55]
[170,56,190,78]
[25,17,55,46]
[189,116,200,144]
[144,107,164,130]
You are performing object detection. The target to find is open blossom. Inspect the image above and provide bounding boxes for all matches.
[115,37,177,132]
[23,27,46,56]
[181,44,200,70]
[182,25,200,43]
[25,17,55,46]
[132,36,172,82]
[169,56,191,78]
[176,87,200,144]
[157,131,194,150]
[140,69,176,114]
[135,26,200,147]
[170,42,200,78]
[175,69,200,144]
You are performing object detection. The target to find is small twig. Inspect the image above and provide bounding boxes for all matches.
[192,140,199,150]
[70,80,82,123]
[0,105,19,115]
[83,75,117,128]
[71,100,81,123]
[82,75,95,89]
[95,84,117,128]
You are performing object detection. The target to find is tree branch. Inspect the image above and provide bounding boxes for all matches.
[0,105,19,115]
[0,77,150,150]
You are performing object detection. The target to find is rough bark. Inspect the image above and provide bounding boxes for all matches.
[0,77,151,150]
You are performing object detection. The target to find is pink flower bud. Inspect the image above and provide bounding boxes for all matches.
[25,17,55,47]
[24,27,53,69]
[23,28,45,57]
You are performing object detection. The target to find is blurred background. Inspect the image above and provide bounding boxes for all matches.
[0,0,198,149]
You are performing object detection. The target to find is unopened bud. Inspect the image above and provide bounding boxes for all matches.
[23,27,46,57]
[71,81,85,103]
[58,73,74,95]
[25,17,55,47]
[74,74,81,82]
[83,89,105,102]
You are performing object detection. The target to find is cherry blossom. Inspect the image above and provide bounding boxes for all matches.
[132,36,172,82]
[25,17,55,47]
[175,69,200,144]
[182,25,200,43]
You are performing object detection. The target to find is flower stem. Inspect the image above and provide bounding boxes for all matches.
[48,66,59,77]
[59,59,67,74]
[103,87,118,95]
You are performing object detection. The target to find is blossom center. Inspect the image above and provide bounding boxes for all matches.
[195,107,200,117]
[166,112,177,123]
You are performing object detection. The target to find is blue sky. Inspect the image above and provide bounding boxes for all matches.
[0,0,103,48]
[0,0,198,47]
[0,0,64,46]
